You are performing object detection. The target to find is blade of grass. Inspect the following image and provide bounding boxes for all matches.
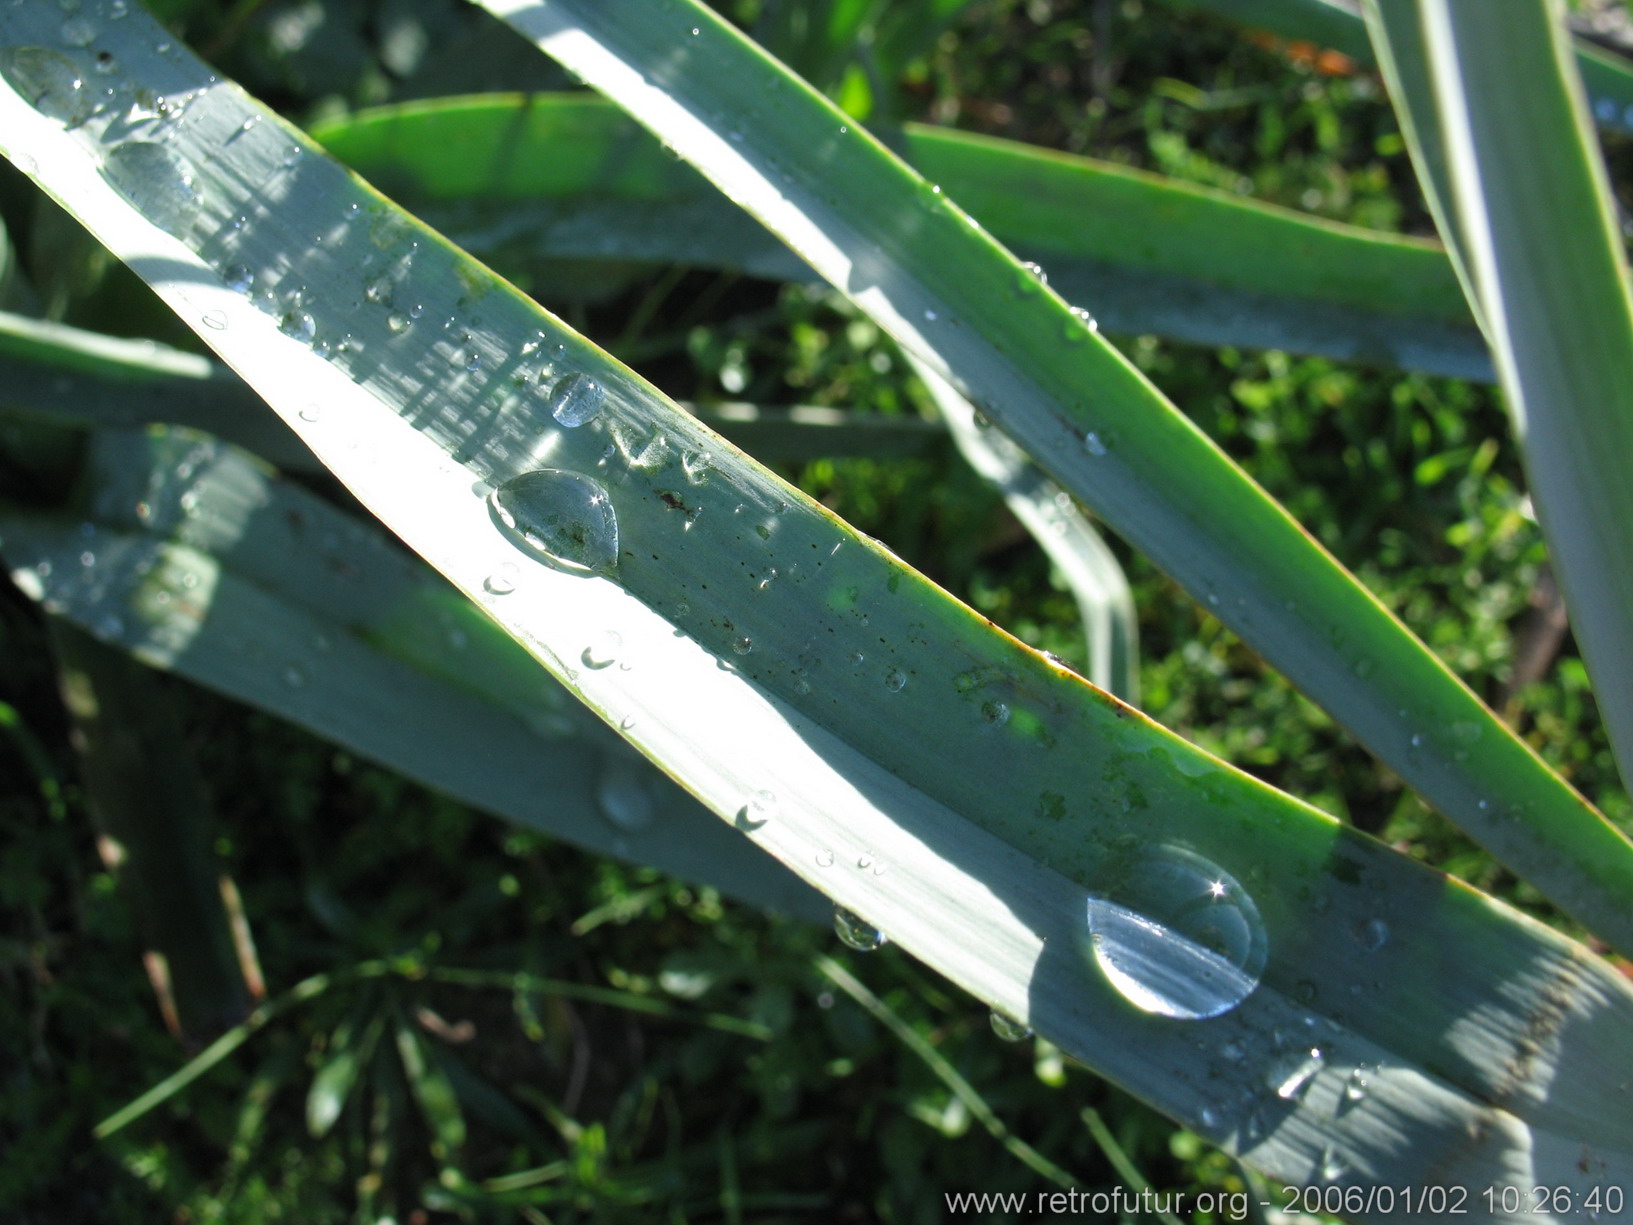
[1,427,824,922]
[476,0,1633,962]
[313,95,1490,379]
[1169,0,1633,136]
[1364,0,1633,809]
[7,5,1632,1194]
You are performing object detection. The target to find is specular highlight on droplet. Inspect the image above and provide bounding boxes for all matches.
[1083,843,1267,1020]
[489,469,619,575]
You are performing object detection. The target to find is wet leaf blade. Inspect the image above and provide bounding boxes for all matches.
[475,0,1633,964]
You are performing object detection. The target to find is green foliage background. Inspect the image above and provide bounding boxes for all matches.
[1,0,1626,1220]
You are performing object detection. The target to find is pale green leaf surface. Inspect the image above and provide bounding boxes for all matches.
[312,95,1490,379]
[0,427,821,921]
[1365,1,1633,809]
[477,0,1633,958]
[3,6,1632,1203]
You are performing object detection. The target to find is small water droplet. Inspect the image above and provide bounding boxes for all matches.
[1,46,94,125]
[882,667,906,692]
[363,274,393,306]
[989,1010,1031,1042]
[1069,305,1098,331]
[490,469,619,575]
[60,16,95,46]
[547,370,603,428]
[581,629,622,669]
[833,906,886,951]
[730,636,753,656]
[201,309,227,330]
[1084,844,1267,1021]
[386,311,410,334]
[100,141,203,237]
[222,264,253,293]
[923,308,938,322]
[278,310,315,345]
[980,700,1010,725]
[681,449,713,484]
[1354,917,1388,951]
[618,715,636,730]
[736,789,776,830]
[1083,431,1107,456]
[1021,260,1048,286]
[1267,1046,1324,1100]
[483,563,518,595]
[1343,1064,1370,1103]
[814,848,835,868]
[282,663,307,688]
[295,403,324,423]
[596,767,655,831]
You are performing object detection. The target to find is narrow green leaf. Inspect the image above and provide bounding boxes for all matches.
[1,428,824,921]
[394,1017,467,1160]
[307,1009,384,1139]
[476,0,1633,961]
[313,95,1489,378]
[10,3,1632,1194]
[1364,0,1633,814]
[1169,0,1633,135]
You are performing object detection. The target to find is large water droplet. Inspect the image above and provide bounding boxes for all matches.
[989,1010,1032,1042]
[833,906,887,951]
[1083,844,1267,1020]
[490,469,619,575]
[100,142,203,237]
[547,371,603,428]
[1,46,94,125]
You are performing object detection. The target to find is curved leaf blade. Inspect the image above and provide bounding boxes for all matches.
[475,0,1633,957]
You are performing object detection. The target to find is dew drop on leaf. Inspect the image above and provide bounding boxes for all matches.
[596,766,655,831]
[1084,844,1266,1020]
[60,16,96,47]
[0,46,94,125]
[490,469,619,575]
[1267,1046,1325,1100]
[736,789,776,830]
[989,1010,1032,1042]
[547,371,603,428]
[1353,917,1388,951]
[581,629,622,669]
[1083,431,1107,457]
[100,141,204,238]
[833,905,887,951]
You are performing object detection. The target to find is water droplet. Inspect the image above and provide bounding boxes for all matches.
[833,906,886,951]
[1021,260,1048,286]
[1319,1145,1347,1183]
[989,1010,1031,1042]
[1070,305,1098,331]
[547,371,603,428]
[1083,431,1107,457]
[882,667,906,692]
[60,15,95,46]
[1,46,94,125]
[581,629,622,669]
[483,563,518,595]
[1343,1064,1370,1103]
[223,264,253,293]
[201,309,227,330]
[596,768,655,831]
[981,700,1010,725]
[1267,1046,1324,1100]
[736,789,776,830]
[363,274,393,305]
[1353,917,1388,951]
[100,142,203,237]
[294,403,321,423]
[681,449,713,484]
[814,848,835,868]
[923,308,938,322]
[387,311,410,334]
[490,469,619,575]
[278,310,316,345]
[282,663,307,688]
[618,715,636,730]
[1083,844,1267,1021]
[730,636,753,656]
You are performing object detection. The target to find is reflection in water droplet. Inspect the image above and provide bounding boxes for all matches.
[224,264,254,293]
[596,767,655,831]
[736,789,776,830]
[833,906,887,951]
[279,310,316,344]
[981,700,1010,725]
[100,142,204,237]
[989,1010,1032,1042]
[581,629,622,669]
[730,636,753,656]
[883,668,906,692]
[1083,431,1107,457]
[1070,305,1098,331]
[490,469,619,575]
[1,46,94,125]
[1084,844,1267,1020]
[1354,917,1388,951]
[548,371,603,427]
[386,311,410,334]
